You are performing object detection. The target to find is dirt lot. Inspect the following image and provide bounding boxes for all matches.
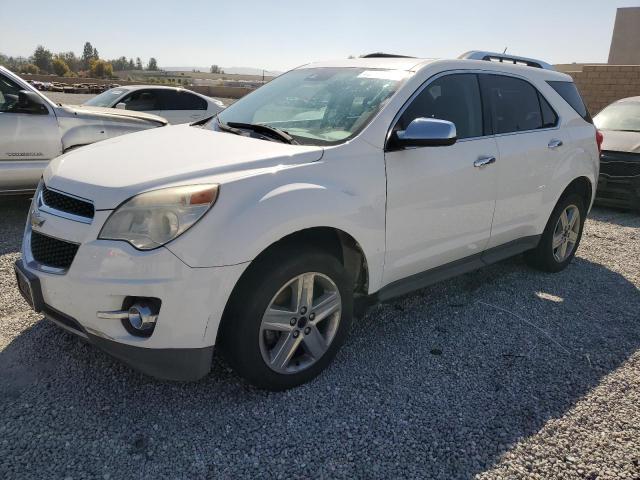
[1,199,639,479]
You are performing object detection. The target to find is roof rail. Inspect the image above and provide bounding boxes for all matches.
[458,51,555,71]
[361,52,416,59]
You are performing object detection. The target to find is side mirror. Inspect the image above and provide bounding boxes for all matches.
[392,118,457,148]
[15,90,48,114]
[115,102,127,110]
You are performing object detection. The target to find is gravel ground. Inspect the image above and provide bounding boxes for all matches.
[1,197,639,479]
[45,92,235,107]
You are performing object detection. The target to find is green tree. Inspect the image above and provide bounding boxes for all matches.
[109,56,129,71]
[81,42,95,69]
[146,57,158,71]
[90,59,113,78]
[128,58,135,69]
[135,57,143,70]
[32,45,53,73]
[57,51,80,73]
[52,58,70,76]
[19,63,39,74]
[210,65,223,74]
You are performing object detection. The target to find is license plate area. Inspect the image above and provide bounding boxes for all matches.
[14,260,44,313]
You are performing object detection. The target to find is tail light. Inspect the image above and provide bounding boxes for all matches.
[596,130,604,155]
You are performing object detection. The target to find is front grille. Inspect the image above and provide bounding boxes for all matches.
[30,231,79,270]
[600,151,640,178]
[41,185,94,219]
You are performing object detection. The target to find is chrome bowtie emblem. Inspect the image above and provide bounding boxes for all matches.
[30,208,45,228]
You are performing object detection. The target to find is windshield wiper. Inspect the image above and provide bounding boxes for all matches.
[226,121,298,144]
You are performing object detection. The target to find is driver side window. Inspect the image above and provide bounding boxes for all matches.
[0,75,23,112]
[120,90,161,111]
[398,74,484,140]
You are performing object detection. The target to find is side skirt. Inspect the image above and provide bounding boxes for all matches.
[372,235,541,304]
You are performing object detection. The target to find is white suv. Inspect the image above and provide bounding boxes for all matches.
[15,52,599,390]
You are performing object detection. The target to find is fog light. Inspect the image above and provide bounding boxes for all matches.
[127,303,157,331]
[97,297,160,337]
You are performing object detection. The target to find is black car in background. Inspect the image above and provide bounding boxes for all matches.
[594,96,640,211]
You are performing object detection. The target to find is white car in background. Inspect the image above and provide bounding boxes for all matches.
[83,86,225,124]
[0,66,167,194]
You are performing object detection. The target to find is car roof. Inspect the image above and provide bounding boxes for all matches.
[299,57,435,71]
[115,85,194,91]
[296,56,572,81]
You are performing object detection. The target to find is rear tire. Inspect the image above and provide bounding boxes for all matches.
[525,192,586,273]
[219,247,353,391]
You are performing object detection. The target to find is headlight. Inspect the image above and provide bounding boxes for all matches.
[99,184,219,250]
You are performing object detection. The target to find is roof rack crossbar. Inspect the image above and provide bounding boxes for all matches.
[458,51,555,71]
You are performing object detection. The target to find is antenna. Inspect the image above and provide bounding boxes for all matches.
[502,47,508,54]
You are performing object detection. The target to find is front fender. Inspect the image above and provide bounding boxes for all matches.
[166,159,387,292]
[60,119,158,151]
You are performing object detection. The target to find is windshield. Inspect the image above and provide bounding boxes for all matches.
[213,67,409,145]
[594,102,640,132]
[83,88,127,107]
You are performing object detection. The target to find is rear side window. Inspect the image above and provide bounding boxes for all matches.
[398,73,484,139]
[160,90,207,110]
[547,81,591,122]
[480,75,549,134]
[539,93,558,128]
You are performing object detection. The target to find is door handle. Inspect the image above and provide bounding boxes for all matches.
[548,139,563,149]
[474,156,496,168]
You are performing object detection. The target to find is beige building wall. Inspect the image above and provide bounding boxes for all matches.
[608,7,640,64]
[567,65,640,114]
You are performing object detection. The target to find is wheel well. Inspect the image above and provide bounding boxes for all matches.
[561,176,593,208]
[249,227,369,296]
[216,227,370,345]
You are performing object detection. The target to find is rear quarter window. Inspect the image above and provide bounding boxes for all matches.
[161,90,208,110]
[547,81,591,123]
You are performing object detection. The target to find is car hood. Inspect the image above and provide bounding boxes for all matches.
[600,129,640,154]
[44,124,324,209]
[57,104,168,126]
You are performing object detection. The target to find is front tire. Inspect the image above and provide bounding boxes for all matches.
[220,247,353,391]
[525,192,586,272]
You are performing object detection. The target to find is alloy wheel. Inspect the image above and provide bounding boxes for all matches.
[259,272,342,374]
[552,204,581,262]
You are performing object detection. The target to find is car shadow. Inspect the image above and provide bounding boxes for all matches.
[1,253,639,478]
[589,205,640,228]
[0,196,31,255]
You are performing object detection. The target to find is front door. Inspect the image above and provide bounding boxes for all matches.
[0,73,61,192]
[383,73,498,286]
[118,89,163,118]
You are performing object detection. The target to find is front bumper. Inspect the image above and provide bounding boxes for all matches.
[18,218,247,380]
[595,151,640,211]
[31,292,214,381]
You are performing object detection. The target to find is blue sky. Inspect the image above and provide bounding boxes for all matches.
[1,0,636,71]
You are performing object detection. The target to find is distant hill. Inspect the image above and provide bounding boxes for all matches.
[163,66,282,76]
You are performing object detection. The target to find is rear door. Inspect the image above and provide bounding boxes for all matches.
[479,73,567,249]
[0,72,61,192]
[158,90,209,124]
